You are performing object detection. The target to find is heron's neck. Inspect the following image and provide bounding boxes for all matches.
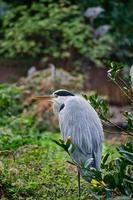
[53,97,67,117]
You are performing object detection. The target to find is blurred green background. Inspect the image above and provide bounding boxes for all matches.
[0,1,132,200]
[0,0,133,66]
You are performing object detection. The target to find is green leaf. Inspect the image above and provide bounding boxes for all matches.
[103,174,116,188]
[87,187,101,200]
[84,158,94,169]
[105,188,112,199]
[107,62,123,81]
[118,150,133,164]
[52,139,69,154]
[101,153,110,168]
[68,143,76,154]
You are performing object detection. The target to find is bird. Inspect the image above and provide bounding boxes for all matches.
[33,89,104,196]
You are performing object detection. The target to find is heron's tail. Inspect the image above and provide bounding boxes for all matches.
[78,153,101,182]
[71,147,101,182]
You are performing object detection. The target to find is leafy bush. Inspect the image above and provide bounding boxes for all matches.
[1,0,133,66]
[80,0,133,65]
[0,134,79,199]
[0,84,22,126]
[0,0,112,66]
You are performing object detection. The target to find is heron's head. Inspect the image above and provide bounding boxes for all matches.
[33,89,75,116]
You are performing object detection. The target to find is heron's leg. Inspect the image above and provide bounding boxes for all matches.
[77,168,81,197]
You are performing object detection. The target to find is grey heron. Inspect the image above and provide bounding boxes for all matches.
[33,89,104,195]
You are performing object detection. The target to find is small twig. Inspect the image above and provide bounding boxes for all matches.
[118,76,130,89]
[104,119,133,136]
[104,129,121,134]
[113,80,133,103]
[104,129,128,136]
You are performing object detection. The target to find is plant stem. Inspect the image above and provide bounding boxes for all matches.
[104,119,133,136]
[118,76,130,89]
[113,80,133,103]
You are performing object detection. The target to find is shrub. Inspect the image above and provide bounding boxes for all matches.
[0,0,112,67]
[1,0,133,66]
[0,84,22,126]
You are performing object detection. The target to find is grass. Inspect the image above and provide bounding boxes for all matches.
[0,132,96,200]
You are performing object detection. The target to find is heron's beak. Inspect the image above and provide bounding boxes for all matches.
[32,95,54,102]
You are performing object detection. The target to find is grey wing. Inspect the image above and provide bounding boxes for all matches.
[59,96,104,170]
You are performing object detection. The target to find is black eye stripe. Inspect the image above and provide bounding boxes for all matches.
[54,90,75,96]
[59,103,65,112]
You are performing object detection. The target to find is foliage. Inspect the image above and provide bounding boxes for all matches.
[81,0,133,65]
[0,133,81,200]
[0,0,112,67]
[0,0,133,66]
[0,84,22,126]
[88,94,109,121]
[123,112,133,132]
[54,138,133,199]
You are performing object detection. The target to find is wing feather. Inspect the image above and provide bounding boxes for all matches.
[59,96,104,169]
